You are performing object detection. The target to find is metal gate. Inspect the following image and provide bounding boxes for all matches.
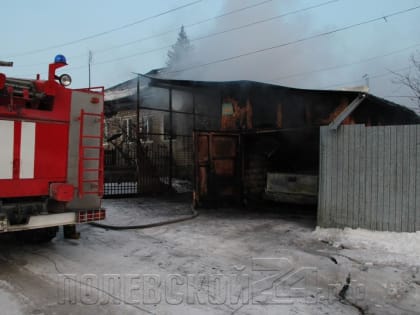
[104,76,220,197]
[104,145,137,196]
[194,131,241,206]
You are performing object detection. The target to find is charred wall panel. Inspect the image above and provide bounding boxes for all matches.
[218,84,419,132]
[242,129,320,203]
[244,152,268,200]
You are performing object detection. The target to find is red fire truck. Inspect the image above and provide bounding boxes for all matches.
[0,55,105,242]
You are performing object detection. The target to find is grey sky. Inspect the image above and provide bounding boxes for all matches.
[2,0,420,109]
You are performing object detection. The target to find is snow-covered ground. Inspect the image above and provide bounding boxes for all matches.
[313,227,420,266]
[0,281,27,315]
[0,197,418,314]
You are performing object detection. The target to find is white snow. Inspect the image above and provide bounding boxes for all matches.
[0,281,29,315]
[313,227,420,266]
[162,178,192,193]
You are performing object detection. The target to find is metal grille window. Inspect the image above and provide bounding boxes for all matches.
[122,117,134,142]
[163,113,177,140]
[104,121,109,143]
[140,116,152,142]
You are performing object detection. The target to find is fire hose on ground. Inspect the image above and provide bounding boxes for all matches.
[89,206,198,230]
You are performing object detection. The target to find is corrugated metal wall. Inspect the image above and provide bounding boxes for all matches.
[318,124,420,232]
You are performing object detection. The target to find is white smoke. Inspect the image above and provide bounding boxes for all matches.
[166,0,337,85]
[161,0,418,110]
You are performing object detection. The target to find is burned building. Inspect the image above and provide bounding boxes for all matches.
[105,76,419,229]
[128,78,416,207]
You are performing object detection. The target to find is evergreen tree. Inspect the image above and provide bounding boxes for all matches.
[166,26,193,69]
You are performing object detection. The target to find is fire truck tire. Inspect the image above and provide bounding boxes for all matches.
[15,227,59,243]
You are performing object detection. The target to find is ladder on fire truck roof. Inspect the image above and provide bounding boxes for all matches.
[78,109,104,198]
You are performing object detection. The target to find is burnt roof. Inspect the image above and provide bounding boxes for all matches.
[105,74,418,119]
[143,75,406,108]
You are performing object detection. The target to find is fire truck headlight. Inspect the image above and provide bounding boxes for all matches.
[59,74,72,86]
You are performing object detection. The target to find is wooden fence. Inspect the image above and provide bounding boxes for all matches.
[318,124,420,232]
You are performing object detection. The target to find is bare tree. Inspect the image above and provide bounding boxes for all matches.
[394,52,420,108]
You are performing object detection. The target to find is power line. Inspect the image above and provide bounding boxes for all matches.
[11,1,420,91]
[269,43,420,82]
[385,95,419,98]
[186,0,341,46]
[93,0,276,55]
[3,0,202,59]
[12,56,416,96]
[93,0,336,55]
[67,0,341,71]
[319,66,409,89]
[12,0,275,68]
[164,5,420,75]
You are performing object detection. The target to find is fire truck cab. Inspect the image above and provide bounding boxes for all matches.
[0,55,105,242]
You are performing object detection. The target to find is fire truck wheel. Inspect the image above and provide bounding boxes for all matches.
[15,227,59,243]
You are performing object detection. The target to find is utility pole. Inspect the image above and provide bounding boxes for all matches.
[136,74,141,194]
[363,74,370,90]
[88,50,93,88]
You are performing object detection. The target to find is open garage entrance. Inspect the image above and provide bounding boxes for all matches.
[194,128,320,218]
